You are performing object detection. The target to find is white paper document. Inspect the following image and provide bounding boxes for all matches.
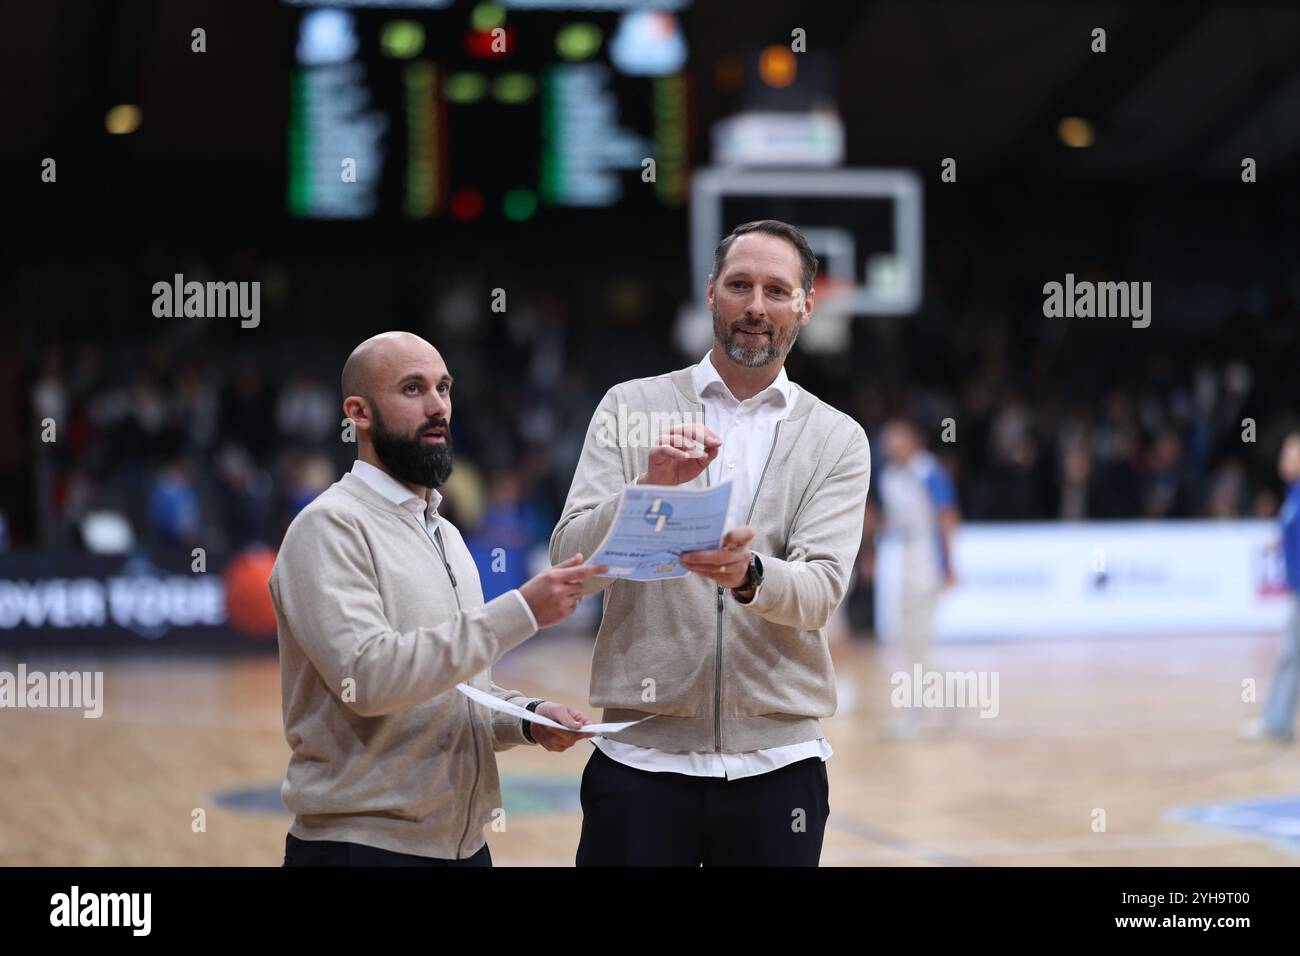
[456,683,650,735]
[587,480,733,581]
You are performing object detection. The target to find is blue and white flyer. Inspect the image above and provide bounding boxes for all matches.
[587,481,734,581]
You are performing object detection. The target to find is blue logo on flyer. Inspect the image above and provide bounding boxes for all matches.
[644,499,673,530]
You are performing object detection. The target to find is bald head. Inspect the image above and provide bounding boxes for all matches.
[341,331,440,403]
[340,330,454,454]
[340,331,455,487]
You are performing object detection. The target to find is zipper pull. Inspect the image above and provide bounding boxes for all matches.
[432,523,457,587]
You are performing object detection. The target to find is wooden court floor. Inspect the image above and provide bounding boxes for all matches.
[3,632,1299,866]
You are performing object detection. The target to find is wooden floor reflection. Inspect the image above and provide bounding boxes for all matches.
[3,632,1298,866]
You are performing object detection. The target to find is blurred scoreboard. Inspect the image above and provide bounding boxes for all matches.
[285,0,692,221]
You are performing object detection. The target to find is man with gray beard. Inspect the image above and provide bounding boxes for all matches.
[552,220,872,865]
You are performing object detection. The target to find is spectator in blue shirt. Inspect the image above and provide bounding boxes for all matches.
[149,456,201,548]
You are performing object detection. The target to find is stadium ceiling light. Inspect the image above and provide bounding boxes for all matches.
[1058,116,1094,148]
[105,104,142,135]
[758,45,796,88]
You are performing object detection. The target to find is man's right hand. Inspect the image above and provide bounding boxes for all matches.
[519,554,609,628]
[637,423,721,487]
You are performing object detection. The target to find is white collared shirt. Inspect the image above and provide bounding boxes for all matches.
[349,459,537,631]
[593,352,832,780]
[692,349,796,527]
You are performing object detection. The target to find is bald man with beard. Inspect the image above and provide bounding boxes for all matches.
[270,331,606,866]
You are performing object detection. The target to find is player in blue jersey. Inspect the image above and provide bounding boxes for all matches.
[874,418,960,736]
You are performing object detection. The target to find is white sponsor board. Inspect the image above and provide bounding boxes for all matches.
[924,520,1290,640]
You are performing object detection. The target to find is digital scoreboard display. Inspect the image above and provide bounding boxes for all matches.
[285,0,692,222]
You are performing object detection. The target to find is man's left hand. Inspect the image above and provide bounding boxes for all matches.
[679,526,755,589]
[531,702,595,751]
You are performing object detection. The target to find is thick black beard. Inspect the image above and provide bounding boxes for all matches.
[370,403,453,488]
[712,303,800,368]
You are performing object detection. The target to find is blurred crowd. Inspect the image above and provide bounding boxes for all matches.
[15,273,1300,583]
[845,300,1299,526]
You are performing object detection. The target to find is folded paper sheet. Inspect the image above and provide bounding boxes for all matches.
[457,683,652,735]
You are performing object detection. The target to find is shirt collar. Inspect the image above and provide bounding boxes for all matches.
[691,351,794,408]
[350,459,442,521]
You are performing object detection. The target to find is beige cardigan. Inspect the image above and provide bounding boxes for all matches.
[551,367,871,754]
[269,471,540,859]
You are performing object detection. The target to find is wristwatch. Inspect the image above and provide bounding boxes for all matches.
[523,699,543,743]
[732,553,764,603]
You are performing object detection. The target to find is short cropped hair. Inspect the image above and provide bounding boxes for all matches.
[711,219,818,295]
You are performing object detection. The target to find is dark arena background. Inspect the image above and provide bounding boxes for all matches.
[0,0,1297,931]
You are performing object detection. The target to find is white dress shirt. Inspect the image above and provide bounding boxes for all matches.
[349,459,538,631]
[594,352,833,780]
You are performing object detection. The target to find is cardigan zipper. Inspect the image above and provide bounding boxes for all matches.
[432,522,478,860]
